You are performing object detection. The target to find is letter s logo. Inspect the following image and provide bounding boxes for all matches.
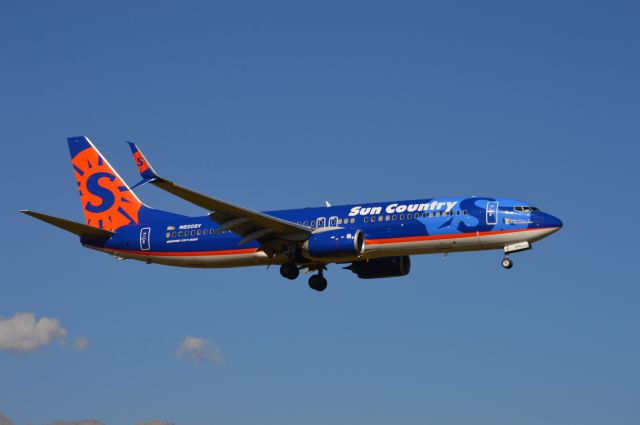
[85,172,116,213]
[136,157,144,167]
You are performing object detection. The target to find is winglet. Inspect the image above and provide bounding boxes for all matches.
[127,142,160,189]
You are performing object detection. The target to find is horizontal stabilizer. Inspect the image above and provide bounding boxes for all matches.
[20,210,115,239]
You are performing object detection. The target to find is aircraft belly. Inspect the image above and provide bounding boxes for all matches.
[364,231,481,257]
[477,227,554,248]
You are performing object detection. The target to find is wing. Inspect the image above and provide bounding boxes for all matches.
[127,143,310,254]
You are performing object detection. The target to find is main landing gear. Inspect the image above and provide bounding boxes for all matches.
[308,270,328,292]
[279,262,328,292]
[279,263,300,280]
[501,256,513,269]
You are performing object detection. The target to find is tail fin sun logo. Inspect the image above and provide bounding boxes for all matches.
[69,137,142,231]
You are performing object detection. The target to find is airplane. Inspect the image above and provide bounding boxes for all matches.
[21,136,563,292]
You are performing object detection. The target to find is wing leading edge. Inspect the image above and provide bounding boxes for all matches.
[126,142,310,253]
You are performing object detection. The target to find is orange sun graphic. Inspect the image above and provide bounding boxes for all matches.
[72,148,141,231]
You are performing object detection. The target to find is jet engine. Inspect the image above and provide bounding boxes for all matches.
[302,229,365,259]
[347,256,411,279]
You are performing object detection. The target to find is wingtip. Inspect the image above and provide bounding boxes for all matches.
[126,141,139,153]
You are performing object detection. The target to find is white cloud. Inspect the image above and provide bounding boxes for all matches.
[0,312,68,352]
[74,336,90,351]
[176,336,223,365]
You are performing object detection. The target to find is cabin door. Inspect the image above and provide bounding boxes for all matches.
[486,202,498,225]
[140,227,151,251]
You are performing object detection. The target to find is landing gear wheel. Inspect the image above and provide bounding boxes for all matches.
[501,257,513,269]
[280,263,300,280]
[308,274,328,292]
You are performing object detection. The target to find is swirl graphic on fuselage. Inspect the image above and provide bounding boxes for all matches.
[456,197,497,233]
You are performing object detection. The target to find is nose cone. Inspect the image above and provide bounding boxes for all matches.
[533,212,563,230]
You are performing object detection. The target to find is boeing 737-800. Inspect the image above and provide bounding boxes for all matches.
[21,137,563,291]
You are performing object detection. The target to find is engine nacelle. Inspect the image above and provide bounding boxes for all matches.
[348,256,411,279]
[302,229,365,259]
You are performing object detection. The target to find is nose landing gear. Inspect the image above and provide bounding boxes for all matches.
[501,257,513,269]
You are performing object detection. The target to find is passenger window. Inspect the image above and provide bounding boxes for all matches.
[407,214,412,219]
[166,232,170,238]
[350,218,355,224]
[463,210,468,215]
[435,212,440,217]
[385,215,390,221]
[197,229,202,235]
[400,214,405,220]
[311,221,316,227]
[378,216,383,222]
[178,231,183,236]
[364,217,369,223]
[303,221,308,226]
[172,232,177,237]
[337,218,342,225]
[392,215,397,220]
[203,229,208,235]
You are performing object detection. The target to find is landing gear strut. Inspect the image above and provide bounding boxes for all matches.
[501,257,513,269]
[308,271,328,292]
[280,263,300,280]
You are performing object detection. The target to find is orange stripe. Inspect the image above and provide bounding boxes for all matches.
[105,247,259,257]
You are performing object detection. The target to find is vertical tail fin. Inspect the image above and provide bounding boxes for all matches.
[67,136,143,232]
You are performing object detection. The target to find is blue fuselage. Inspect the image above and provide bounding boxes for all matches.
[88,196,562,268]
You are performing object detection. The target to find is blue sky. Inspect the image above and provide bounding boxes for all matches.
[1,1,638,424]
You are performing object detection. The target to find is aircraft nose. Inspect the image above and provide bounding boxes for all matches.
[534,212,563,229]
[550,214,563,229]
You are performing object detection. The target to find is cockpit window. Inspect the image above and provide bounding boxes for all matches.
[514,206,537,213]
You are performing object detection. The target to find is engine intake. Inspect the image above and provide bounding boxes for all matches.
[348,256,411,279]
[302,229,365,259]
